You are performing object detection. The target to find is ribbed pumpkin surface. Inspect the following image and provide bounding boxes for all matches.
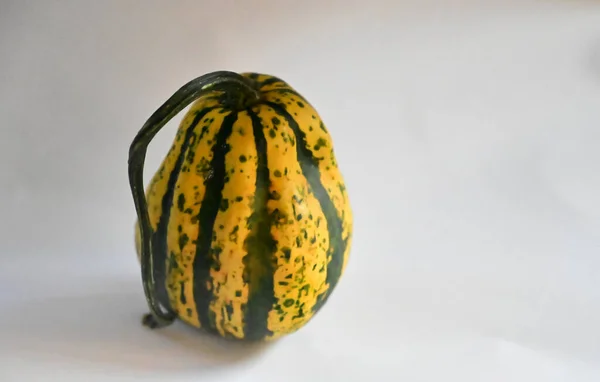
[134,72,352,341]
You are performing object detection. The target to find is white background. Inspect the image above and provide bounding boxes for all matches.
[1,0,600,381]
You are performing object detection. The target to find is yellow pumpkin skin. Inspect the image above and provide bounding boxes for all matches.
[132,72,352,341]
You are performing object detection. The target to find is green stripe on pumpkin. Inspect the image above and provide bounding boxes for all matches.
[193,110,238,331]
[241,108,278,340]
[265,101,346,314]
[153,108,215,312]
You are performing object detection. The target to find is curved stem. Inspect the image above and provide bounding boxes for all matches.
[128,70,260,328]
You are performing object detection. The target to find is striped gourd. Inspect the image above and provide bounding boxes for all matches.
[129,71,352,341]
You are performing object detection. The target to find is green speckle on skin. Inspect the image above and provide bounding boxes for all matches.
[196,157,211,178]
[273,303,284,315]
[212,246,223,257]
[235,196,244,202]
[235,290,242,297]
[271,208,287,227]
[272,116,280,126]
[219,198,229,211]
[225,303,234,321]
[273,169,282,177]
[282,247,291,261]
[314,138,327,151]
[292,305,306,320]
[298,284,310,297]
[239,155,247,162]
[229,225,239,243]
[269,190,281,200]
[283,298,295,307]
[179,233,189,250]
[177,193,186,211]
[168,253,178,271]
[179,281,187,304]
[211,246,223,272]
[269,129,276,138]
[319,121,328,133]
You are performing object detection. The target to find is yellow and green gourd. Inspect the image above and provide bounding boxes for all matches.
[128,71,352,341]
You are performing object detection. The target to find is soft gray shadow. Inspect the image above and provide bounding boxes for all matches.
[0,279,274,372]
[588,37,600,84]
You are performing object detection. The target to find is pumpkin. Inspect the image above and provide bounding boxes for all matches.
[128,71,352,341]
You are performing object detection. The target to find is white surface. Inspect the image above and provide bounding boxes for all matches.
[1,0,600,381]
